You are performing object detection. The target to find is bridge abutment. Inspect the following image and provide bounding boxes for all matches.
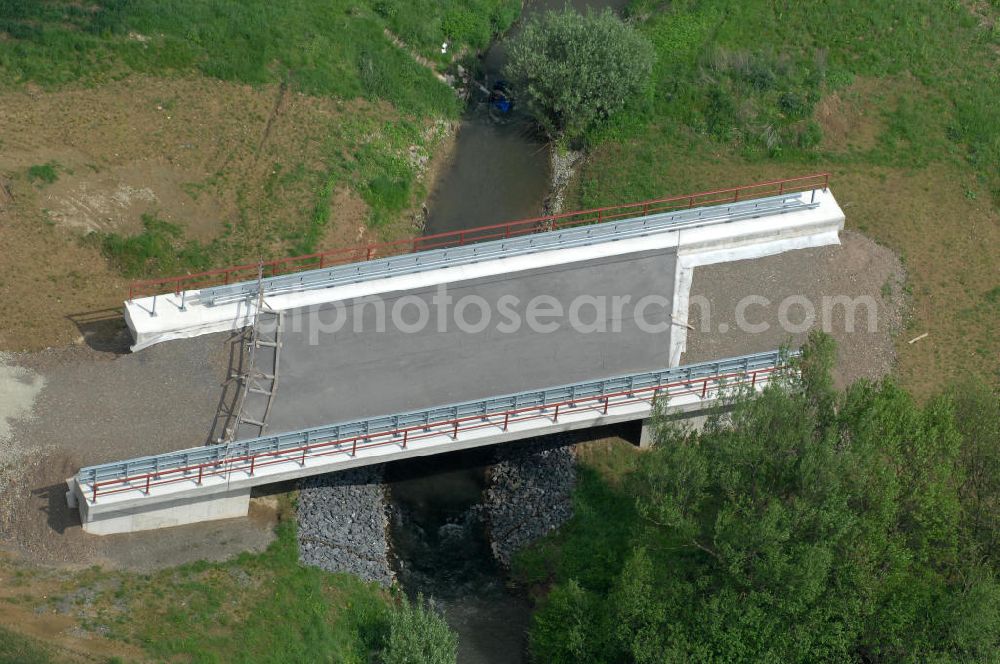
[79,484,251,535]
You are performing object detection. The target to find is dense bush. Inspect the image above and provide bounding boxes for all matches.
[523,333,1000,662]
[504,9,655,138]
[381,593,458,664]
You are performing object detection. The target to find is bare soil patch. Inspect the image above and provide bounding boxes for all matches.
[0,568,147,663]
[0,76,447,353]
[814,77,887,153]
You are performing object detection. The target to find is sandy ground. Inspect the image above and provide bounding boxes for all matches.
[683,231,906,387]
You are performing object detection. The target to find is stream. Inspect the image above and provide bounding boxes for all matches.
[387,1,628,662]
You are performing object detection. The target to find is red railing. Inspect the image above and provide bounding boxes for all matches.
[127,173,830,300]
[87,365,785,503]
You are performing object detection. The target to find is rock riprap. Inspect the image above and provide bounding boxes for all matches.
[484,436,576,568]
[297,466,394,586]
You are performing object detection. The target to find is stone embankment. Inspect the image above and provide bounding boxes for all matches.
[483,435,577,567]
[543,147,584,216]
[297,466,394,586]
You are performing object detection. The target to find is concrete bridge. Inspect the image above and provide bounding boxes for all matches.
[67,173,844,534]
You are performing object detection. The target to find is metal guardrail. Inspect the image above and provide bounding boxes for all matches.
[76,349,795,499]
[196,192,819,307]
[127,172,831,300]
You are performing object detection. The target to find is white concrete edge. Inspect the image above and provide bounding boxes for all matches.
[73,379,774,533]
[125,189,844,351]
[670,195,845,367]
[669,262,695,368]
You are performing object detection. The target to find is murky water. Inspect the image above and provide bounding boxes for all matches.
[422,0,629,236]
[389,1,630,662]
[387,450,531,664]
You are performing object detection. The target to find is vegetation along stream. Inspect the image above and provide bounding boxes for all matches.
[387,0,628,661]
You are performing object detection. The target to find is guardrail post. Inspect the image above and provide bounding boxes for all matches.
[702,379,709,398]
[145,475,151,495]
[503,412,510,431]
[751,371,757,387]
[603,397,609,414]
[402,430,408,449]
[453,420,459,439]
[352,438,357,456]
[198,465,203,485]
[554,404,560,422]
[150,294,157,317]
[249,456,255,476]
[92,484,98,504]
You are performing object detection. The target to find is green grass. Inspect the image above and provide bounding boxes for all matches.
[97,213,216,278]
[0,0,517,117]
[566,0,1000,393]
[71,518,393,663]
[0,626,54,664]
[372,0,520,61]
[581,0,1000,195]
[0,0,441,116]
[26,161,59,184]
[1,1,521,285]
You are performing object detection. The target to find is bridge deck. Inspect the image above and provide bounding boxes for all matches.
[259,248,677,434]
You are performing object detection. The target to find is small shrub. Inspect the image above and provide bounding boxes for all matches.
[27,162,59,184]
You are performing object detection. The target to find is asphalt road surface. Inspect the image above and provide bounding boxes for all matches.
[265,250,677,433]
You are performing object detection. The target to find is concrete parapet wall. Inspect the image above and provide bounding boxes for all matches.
[124,189,844,352]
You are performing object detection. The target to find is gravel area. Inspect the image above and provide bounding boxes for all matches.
[297,466,394,586]
[0,332,279,568]
[683,231,905,386]
[483,436,577,568]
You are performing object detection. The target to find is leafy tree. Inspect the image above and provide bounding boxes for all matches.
[504,8,655,138]
[380,593,457,664]
[524,334,1000,662]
